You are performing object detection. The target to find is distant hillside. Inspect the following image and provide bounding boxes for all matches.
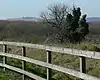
[8,17,100,23]
[87,17,100,23]
[7,17,42,22]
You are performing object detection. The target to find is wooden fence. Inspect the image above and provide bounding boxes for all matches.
[0,41,100,80]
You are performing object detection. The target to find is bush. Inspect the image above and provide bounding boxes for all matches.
[69,44,100,52]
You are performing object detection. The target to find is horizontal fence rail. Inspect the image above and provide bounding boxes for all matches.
[0,41,100,59]
[0,52,99,80]
[0,41,100,80]
[0,63,46,80]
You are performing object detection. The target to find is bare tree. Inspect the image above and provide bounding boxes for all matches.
[41,4,71,43]
[41,4,70,29]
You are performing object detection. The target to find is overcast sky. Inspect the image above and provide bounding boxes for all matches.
[0,0,100,19]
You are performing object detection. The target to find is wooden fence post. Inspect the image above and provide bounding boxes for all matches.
[22,46,26,80]
[80,56,86,80]
[3,44,7,71]
[47,50,52,80]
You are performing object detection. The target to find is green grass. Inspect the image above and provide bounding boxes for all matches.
[0,68,22,80]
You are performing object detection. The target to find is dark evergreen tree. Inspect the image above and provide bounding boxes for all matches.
[65,7,89,43]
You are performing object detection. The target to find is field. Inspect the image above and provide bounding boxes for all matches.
[89,22,100,34]
[0,20,100,80]
[0,20,100,42]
